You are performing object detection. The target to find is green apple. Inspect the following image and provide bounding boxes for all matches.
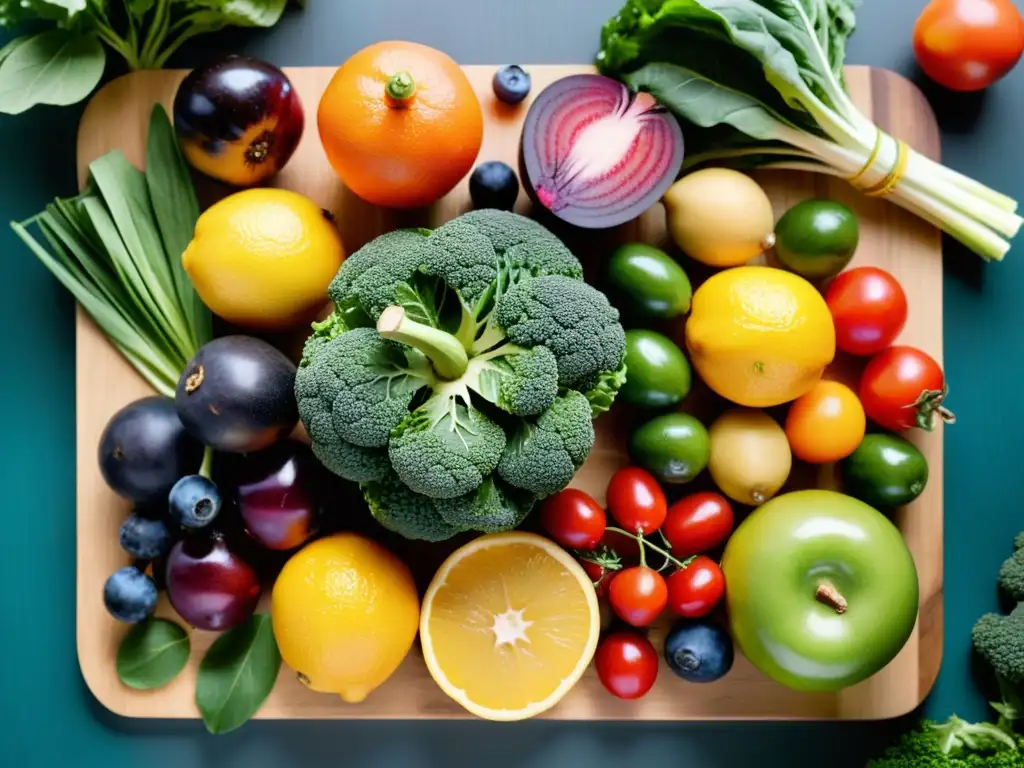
[721,489,918,692]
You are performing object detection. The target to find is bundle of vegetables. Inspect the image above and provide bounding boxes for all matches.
[596,0,1022,262]
[295,209,628,542]
[11,105,211,396]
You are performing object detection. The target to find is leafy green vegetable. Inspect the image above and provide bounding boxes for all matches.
[195,613,281,735]
[116,617,190,691]
[597,0,1022,262]
[0,0,297,113]
[11,103,211,395]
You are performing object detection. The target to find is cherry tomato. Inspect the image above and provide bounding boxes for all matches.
[860,345,954,432]
[784,380,866,463]
[606,466,667,535]
[595,632,659,700]
[662,492,734,557]
[824,267,908,356]
[580,559,612,598]
[609,566,668,627]
[539,488,607,550]
[667,556,726,618]
[914,0,1024,92]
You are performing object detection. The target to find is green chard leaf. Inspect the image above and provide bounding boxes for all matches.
[0,29,105,114]
[0,35,29,66]
[196,613,281,735]
[116,618,190,690]
[186,0,289,29]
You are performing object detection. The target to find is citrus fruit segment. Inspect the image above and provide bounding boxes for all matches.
[420,532,599,721]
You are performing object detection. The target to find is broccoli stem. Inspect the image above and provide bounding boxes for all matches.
[378,306,469,381]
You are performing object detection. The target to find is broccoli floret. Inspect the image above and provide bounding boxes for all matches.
[433,478,535,533]
[867,716,1021,767]
[328,228,431,307]
[998,533,1024,603]
[465,345,559,417]
[974,604,1024,687]
[361,470,466,542]
[459,210,582,280]
[295,328,432,449]
[498,391,595,497]
[424,217,500,307]
[311,439,390,483]
[495,275,627,390]
[389,396,506,500]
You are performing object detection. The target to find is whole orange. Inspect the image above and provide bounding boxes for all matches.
[784,380,866,464]
[317,41,484,209]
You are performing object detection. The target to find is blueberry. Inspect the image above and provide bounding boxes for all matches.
[470,161,520,211]
[664,618,734,683]
[168,475,222,529]
[103,566,158,623]
[493,65,531,105]
[119,513,176,560]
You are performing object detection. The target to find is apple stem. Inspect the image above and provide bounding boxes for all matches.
[815,582,848,615]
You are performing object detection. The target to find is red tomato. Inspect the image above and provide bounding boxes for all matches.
[606,467,667,535]
[667,556,726,618]
[860,345,954,431]
[662,492,734,557]
[608,566,668,627]
[824,267,908,356]
[539,488,607,550]
[580,559,611,598]
[914,0,1024,92]
[595,632,659,700]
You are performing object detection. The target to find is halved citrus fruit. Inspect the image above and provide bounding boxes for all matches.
[420,532,600,721]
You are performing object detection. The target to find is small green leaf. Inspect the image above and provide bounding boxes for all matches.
[39,0,88,16]
[127,0,156,15]
[116,618,190,690]
[0,36,29,68]
[196,614,281,735]
[0,29,105,115]
[186,0,288,28]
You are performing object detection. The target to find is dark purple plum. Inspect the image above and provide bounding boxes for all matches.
[165,532,261,631]
[221,439,327,551]
[99,396,205,504]
[175,335,298,454]
[173,55,304,187]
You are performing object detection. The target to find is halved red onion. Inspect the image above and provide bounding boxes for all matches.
[519,74,684,230]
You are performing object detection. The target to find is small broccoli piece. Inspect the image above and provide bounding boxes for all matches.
[433,478,535,533]
[311,439,390,483]
[866,716,1020,767]
[295,328,432,449]
[328,228,431,306]
[495,275,627,390]
[361,471,466,542]
[998,532,1024,603]
[388,392,506,500]
[459,209,583,280]
[974,604,1024,687]
[465,345,559,417]
[498,391,595,498]
[424,217,499,308]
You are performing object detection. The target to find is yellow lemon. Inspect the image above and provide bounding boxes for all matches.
[182,188,344,331]
[270,532,419,704]
[685,266,835,407]
[420,532,599,722]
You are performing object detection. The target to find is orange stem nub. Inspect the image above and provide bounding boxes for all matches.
[386,71,417,106]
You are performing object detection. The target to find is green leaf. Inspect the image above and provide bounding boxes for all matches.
[127,0,155,14]
[0,35,29,67]
[196,614,281,735]
[144,104,210,350]
[40,0,88,15]
[0,29,105,114]
[116,618,190,690]
[186,0,288,28]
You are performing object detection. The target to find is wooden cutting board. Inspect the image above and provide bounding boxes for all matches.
[74,65,943,722]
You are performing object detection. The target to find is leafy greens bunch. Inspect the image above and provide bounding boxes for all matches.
[597,0,1022,262]
[11,104,211,395]
[0,0,297,115]
[296,210,628,542]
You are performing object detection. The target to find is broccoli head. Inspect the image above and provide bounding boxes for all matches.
[974,603,1024,687]
[296,209,626,541]
[998,532,1024,603]
[866,716,1021,767]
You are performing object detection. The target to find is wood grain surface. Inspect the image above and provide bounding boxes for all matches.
[74,65,943,721]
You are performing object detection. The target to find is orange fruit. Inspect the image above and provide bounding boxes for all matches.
[784,380,866,464]
[317,41,484,209]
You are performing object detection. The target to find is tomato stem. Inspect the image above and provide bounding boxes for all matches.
[606,525,694,570]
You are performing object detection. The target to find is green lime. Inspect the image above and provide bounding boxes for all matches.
[605,243,692,318]
[774,198,859,280]
[840,432,928,509]
[628,412,710,484]
[620,329,691,409]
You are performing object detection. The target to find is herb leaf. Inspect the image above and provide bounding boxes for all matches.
[186,0,289,29]
[196,614,281,735]
[0,29,105,115]
[116,618,190,691]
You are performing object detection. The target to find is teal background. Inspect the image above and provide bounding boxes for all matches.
[1,1,1022,765]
